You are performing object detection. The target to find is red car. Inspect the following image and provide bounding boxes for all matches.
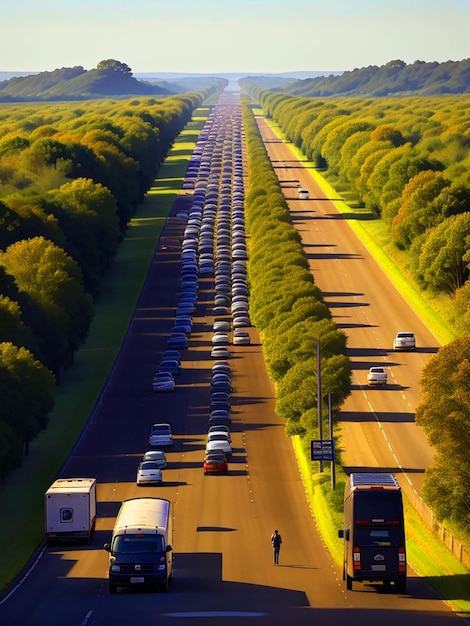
[203,451,228,475]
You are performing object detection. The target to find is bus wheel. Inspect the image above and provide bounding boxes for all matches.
[346,575,353,591]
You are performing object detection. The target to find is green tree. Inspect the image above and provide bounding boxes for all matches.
[0,342,55,455]
[0,237,93,372]
[414,213,470,294]
[415,337,470,532]
[46,178,120,294]
[96,59,132,75]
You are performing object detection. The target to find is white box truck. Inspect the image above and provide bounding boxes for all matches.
[45,478,97,545]
[104,497,173,594]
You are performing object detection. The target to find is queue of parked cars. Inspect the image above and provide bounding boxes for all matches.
[139,95,251,484]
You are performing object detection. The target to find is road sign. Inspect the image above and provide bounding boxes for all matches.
[311,439,335,462]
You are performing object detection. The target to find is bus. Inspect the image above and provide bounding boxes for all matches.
[338,473,407,592]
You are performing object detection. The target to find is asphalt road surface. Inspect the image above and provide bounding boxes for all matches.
[0,93,463,626]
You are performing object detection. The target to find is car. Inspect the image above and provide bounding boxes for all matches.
[214,294,231,307]
[142,450,167,468]
[152,373,175,392]
[210,391,231,404]
[213,320,231,332]
[211,381,232,395]
[210,400,231,413]
[206,435,232,456]
[211,346,231,359]
[167,332,188,349]
[176,302,195,316]
[211,332,230,346]
[208,409,232,424]
[149,423,173,447]
[232,314,251,328]
[367,366,388,386]
[298,188,310,199]
[212,360,231,374]
[162,349,181,363]
[203,452,228,475]
[159,360,181,376]
[393,331,416,351]
[212,305,229,316]
[136,461,163,485]
[208,426,231,443]
[171,323,191,336]
[233,329,250,345]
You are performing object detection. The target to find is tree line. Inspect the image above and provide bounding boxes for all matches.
[240,83,470,542]
[0,82,224,480]
[242,58,470,98]
[240,84,470,333]
[241,100,351,447]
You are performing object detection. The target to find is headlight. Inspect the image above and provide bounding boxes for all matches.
[111,565,121,572]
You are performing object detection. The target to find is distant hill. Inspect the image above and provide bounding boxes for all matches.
[0,62,214,101]
[281,59,470,97]
[0,68,341,100]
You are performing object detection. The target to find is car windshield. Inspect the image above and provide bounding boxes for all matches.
[152,426,170,434]
[112,534,164,554]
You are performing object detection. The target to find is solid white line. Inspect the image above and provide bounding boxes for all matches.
[81,610,94,625]
[0,546,46,605]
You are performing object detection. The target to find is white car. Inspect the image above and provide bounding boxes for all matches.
[142,450,167,468]
[213,320,231,332]
[393,331,416,350]
[211,346,231,359]
[208,426,232,443]
[233,330,250,345]
[206,435,232,456]
[367,367,388,386]
[298,188,310,199]
[212,332,230,346]
[136,461,163,485]
[152,372,175,392]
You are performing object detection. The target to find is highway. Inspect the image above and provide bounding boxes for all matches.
[0,92,463,626]
[257,119,438,504]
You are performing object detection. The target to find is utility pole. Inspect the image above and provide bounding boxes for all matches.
[317,338,323,472]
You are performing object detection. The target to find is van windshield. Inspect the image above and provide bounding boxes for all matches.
[112,534,164,554]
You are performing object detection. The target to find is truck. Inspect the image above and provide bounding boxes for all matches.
[338,473,407,593]
[367,366,388,386]
[45,478,97,545]
[104,497,173,594]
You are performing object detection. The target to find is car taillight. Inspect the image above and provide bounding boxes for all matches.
[353,547,361,571]
[398,546,406,572]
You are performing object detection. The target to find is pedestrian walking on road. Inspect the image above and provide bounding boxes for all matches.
[271,529,282,565]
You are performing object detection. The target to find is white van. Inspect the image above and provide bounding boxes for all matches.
[104,498,173,593]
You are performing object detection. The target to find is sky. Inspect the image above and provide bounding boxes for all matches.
[1,0,469,75]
